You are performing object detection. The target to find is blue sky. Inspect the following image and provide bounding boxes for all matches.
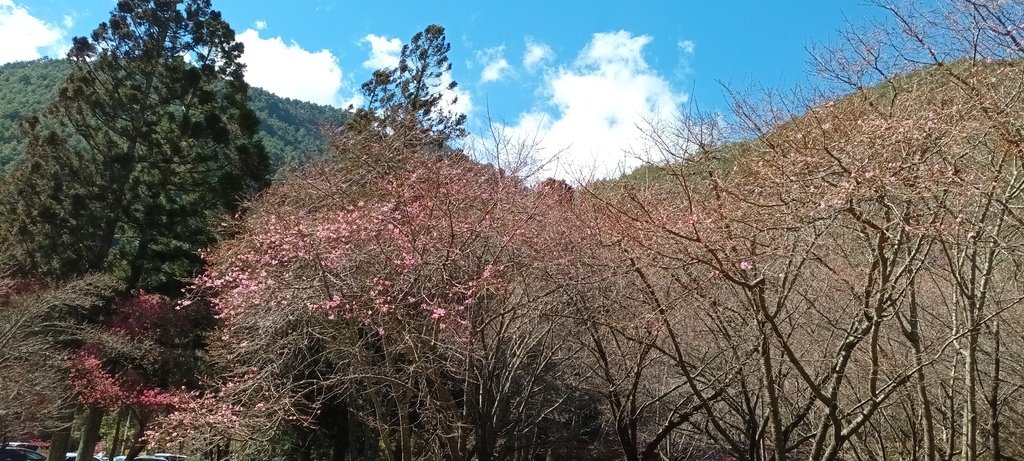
[1,0,884,179]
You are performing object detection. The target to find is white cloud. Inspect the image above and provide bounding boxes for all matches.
[354,33,470,115]
[678,39,696,54]
[339,94,363,111]
[476,46,510,83]
[237,28,348,107]
[439,69,472,116]
[0,0,68,64]
[254,19,267,30]
[361,33,401,70]
[61,14,72,29]
[496,31,687,181]
[676,39,696,77]
[523,37,554,71]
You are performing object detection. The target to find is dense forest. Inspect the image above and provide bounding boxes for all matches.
[3,1,1024,461]
[0,59,349,172]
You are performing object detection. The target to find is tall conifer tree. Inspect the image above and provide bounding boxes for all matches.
[1,0,269,292]
[349,24,467,149]
[0,2,268,459]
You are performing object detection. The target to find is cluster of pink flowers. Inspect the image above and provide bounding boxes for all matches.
[144,393,243,450]
[193,158,530,339]
[106,292,172,336]
[67,349,185,412]
[68,350,126,408]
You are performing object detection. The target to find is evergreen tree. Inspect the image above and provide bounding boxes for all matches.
[350,24,467,149]
[0,1,268,460]
[0,0,269,292]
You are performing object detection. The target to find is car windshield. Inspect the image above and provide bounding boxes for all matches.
[15,451,43,461]
[1,449,27,461]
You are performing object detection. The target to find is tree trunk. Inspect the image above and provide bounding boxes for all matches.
[109,407,128,458]
[962,319,979,461]
[329,404,350,461]
[125,412,151,461]
[988,321,1002,461]
[48,404,75,461]
[368,390,393,459]
[907,289,937,461]
[758,322,784,461]
[77,407,105,461]
[396,392,413,461]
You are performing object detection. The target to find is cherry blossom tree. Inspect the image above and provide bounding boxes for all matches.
[595,2,1024,460]
[152,119,597,460]
[0,275,116,445]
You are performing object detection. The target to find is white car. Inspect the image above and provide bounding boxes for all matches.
[108,457,164,461]
[153,454,185,461]
[64,454,101,461]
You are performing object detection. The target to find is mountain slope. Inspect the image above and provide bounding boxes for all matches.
[0,58,348,172]
[0,59,71,169]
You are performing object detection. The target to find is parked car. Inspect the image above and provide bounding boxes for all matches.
[134,457,168,461]
[0,448,30,461]
[2,448,47,461]
[6,449,44,461]
[7,445,42,456]
[65,454,102,461]
[105,456,170,461]
[153,454,185,461]
[7,444,46,457]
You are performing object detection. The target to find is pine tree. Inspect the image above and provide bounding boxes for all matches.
[0,3,269,457]
[0,0,269,292]
[350,24,467,149]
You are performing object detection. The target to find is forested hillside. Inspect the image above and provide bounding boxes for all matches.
[0,59,71,169]
[0,58,348,172]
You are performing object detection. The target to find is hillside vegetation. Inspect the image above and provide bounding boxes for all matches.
[0,58,348,172]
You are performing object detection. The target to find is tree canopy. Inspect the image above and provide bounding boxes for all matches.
[1,0,268,290]
[348,24,466,150]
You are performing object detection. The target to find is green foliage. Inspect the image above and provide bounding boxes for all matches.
[0,59,73,171]
[0,60,349,173]
[248,87,349,169]
[0,122,113,278]
[350,24,466,149]
[0,0,268,292]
